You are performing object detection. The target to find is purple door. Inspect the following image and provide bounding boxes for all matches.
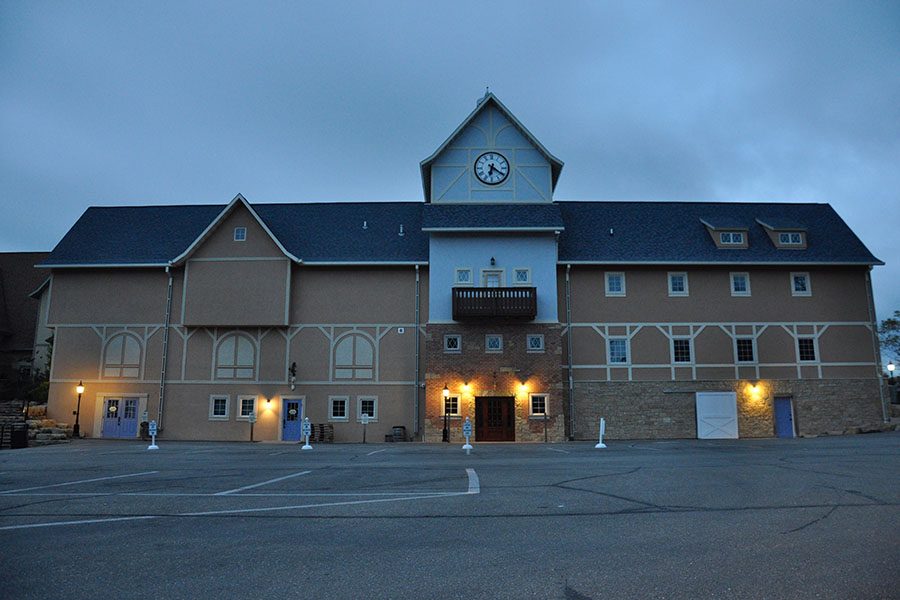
[282,400,303,441]
[102,397,139,438]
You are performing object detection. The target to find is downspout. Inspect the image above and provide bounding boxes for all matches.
[565,264,575,440]
[414,264,421,440]
[157,265,174,430]
[864,267,888,423]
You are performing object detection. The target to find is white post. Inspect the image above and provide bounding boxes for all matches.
[462,416,473,453]
[147,419,159,450]
[594,417,607,449]
[301,417,313,451]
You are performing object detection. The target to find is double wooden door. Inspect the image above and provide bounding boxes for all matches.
[475,396,515,441]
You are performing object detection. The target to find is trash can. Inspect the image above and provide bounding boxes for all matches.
[391,426,407,442]
[140,421,150,441]
[10,423,27,449]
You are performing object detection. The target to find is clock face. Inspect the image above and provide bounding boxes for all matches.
[474,152,510,185]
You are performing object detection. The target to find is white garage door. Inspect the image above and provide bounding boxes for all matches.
[695,392,738,439]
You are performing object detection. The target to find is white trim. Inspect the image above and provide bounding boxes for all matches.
[208,394,230,420]
[443,334,462,354]
[607,337,630,365]
[236,394,257,420]
[279,395,305,441]
[485,334,503,353]
[328,395,350,422]
[526,333,545,353]
[443,395,460,417]
[233,227,247,242]
[797,336,818,362]
[730,272,751,297]
[91,393,148,439]
[719,231,746,245]
[357,395,378,423]
[791,272,812,296]
[671,337,694,364]
[667,272,689,297]
[480,268,505,287]
[512,267,532,286]
[454,267,473,286]
[734,336,757,364]
[605,272,626,297]
[528,392,549,417]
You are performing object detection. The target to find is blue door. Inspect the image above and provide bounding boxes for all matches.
[774,397,795,438]
[102,397,139,438]
[283,399,303,441]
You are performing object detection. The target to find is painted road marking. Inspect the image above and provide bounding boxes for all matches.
[546,447,570,454]
[467,468,480,494]
[366,449,387,456]
[0,516,156,531]
[214,470,311,495]
[0,471,159,494]
[0,490,466,498]
[182,492,469,516]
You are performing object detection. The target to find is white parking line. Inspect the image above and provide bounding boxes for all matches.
[0,516,156,531]
[366,449,387,456]
[214,470,311,495]
[0,471,159,494]
[467,468,480,494]
[546,447,570,454]
[182,492,469,516]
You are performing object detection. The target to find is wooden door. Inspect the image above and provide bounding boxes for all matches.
[475,397,515,441]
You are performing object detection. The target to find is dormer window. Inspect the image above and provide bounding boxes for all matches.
[720,232,744,245]
[779,232,803,245]
[233,227,247,242]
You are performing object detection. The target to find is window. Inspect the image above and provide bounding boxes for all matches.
[791,272,811,297]
[481,269,503,287]
[103,333,141,378]
[485,334,503,353]
[513,268,531,285]
[668,272,688,296]
[736,338,755,363]
[237,395,257,420]
[605,272,625,297]
[443,334,462,354]
[443,396,459,416]
[216,334,255,379]
[334,333,375,380]
[209,395,229,420]
[720,231,744,245]
[731,272,751,296]
[233,227,247,241]
[358,396,378,422]
[526,334,545,353]
[454,268,473,286]
[608,338,629,364]
[672,338,692,363]
[329,396,349,421]
[798,338,816,361]
[529,393,548,417]
[779,232,803,245]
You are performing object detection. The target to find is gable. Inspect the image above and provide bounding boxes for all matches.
[190,202,285,259]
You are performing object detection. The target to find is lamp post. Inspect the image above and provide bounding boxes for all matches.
[888,361,896,385]
[442,384,450,443]
[72,380,84,438]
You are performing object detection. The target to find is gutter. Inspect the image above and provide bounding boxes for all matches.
[414,265,421,440]
[157,265,174,430]
[865,267,888,423]
[565,264,575,440]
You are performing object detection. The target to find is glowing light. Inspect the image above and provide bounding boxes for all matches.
[75,381,85,395]
[442,384,450,398]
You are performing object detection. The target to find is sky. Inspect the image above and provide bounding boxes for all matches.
[1,1,898,328]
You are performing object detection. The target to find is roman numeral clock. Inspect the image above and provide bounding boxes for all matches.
[474,151,510,185]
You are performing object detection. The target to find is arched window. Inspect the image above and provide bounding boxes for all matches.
[103,333,141,378]
[216,334,255,379]
[333,333,374,380]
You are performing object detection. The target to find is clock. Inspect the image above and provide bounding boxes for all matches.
[474,152,510,185]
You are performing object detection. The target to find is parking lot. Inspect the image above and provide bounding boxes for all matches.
[1,434,898,599]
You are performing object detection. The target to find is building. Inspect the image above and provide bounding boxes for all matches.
[41,94,886,442]
[0,252,49,401]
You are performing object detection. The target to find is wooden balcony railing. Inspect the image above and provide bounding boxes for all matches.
[452,287,537,321]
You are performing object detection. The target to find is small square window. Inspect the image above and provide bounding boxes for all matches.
[798,338,816,362]
[526,334,545,353]
[233,227,247,241]
[454,268,473,285]
[668,272,688,296]
[529,393,548,417]
[720,231,744,245]
[209,395,229,420]
[443,396,459,416]
[485,334,503,353]
[513,268,531,285]
[780,232,803,245]
[791,272,811,296]
[237,395,256,420]
[731,272,751,296]
[672,338,692,363]
[736,338,755,363]
[605,272,625,297]
[358,396,378,422]
[608,338,628,364]
[329,396,349,421]
[443,334,462,354]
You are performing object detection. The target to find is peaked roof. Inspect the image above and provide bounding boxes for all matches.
[422,204,564,232]
[419,93,564,202]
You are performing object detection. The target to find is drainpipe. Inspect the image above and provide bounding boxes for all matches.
[565,264,575,440]
[414,265,421,440]
[865,267,888,423]
[157,264,174,430]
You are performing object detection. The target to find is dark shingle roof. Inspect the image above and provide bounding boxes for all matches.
[557,202,880,264]
[698,217,750,230]
[755,217,808,231]
[422,204,564,231]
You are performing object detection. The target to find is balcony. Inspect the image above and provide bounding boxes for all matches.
[452,287,537,321]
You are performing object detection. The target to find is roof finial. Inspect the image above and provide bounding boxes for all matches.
[476,86,491,106]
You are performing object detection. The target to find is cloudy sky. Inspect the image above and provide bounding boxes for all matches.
[2,1,897,322]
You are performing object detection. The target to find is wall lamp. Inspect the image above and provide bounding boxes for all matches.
[490,257,496,266]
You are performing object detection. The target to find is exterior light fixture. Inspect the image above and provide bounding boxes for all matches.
[490,257,496,266]
[73,380,85,438]
[889,361,896,384]
[442,384,450,398]
[442,384,451,443]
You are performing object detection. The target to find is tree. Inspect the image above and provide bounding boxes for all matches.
[879,310,900,364]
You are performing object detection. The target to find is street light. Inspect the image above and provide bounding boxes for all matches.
[72,380,85,438]
[888,361,896,385]
[442,384,450,443]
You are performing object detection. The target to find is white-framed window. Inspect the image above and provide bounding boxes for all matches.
[237,395,257,420]
[529,393,548,417]
[791,272,811,297]
[605,272,626,297]
[215,333,256,380]
[608,338,629,364]
[512,268,531,285]
[454,268,473,286]
[443,395,459,417]
[357,395,378,422]
[672,338,692,363]
[731,272,751,296]
[720,231,744,245]
[485,334,503,353]
[798,338,817,362]
[526,334,545,353]
[668,272,689,296]
[779,232,803,245]
[209,394,229,420]
[736,338,756,363]
[443,334,462,354]
[481,269,504,287]
[333,333,375,380]
[328,396,349,422]
[103,332,142,378]
[233,227,247,241]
